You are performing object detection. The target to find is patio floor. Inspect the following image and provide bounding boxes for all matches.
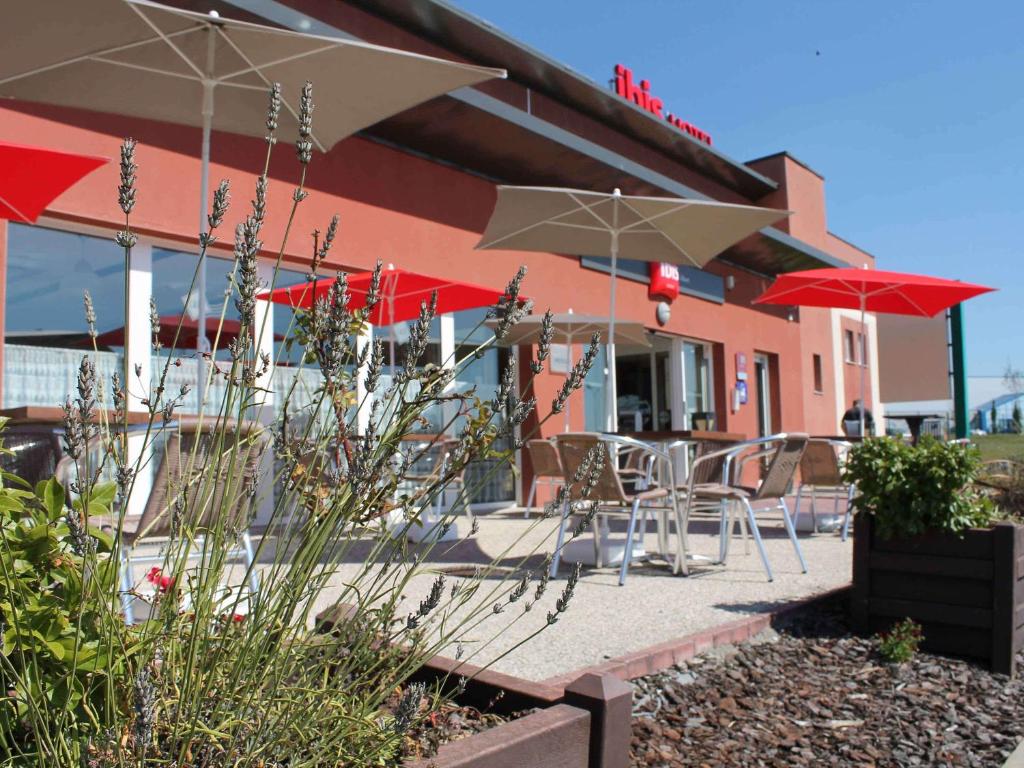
[311,500,854,682]
[128,499,854,683]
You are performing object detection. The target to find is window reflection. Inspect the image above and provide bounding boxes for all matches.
[4,224,124,408]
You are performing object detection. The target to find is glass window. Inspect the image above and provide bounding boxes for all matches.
[583,344,608,432]
[844,330,856,363]
[4,224,125,408]
[683,341,713,425]
[453,308,513,503]
[813,353,824,393]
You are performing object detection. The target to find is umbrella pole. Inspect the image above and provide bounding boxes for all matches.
[859,294,867,438]
[565,335,573,432]
[195,28,216,414]
[606,190,621,434]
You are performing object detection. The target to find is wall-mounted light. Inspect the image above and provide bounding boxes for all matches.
[656,301,671,326]
[725,275,735,291]
[787,307,797,322]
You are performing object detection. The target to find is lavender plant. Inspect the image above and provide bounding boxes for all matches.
[0,81,599,767]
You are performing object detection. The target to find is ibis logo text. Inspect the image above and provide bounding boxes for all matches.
[613,64,712,146]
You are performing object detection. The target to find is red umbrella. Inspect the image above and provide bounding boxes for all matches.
[260,266,510,324]
[260,266,515,368]
[92,315,282,351]
[0,141,107,223]
[754,267,994,435]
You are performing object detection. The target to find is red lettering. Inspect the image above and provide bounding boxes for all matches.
[639,79,651,111]
[614,66,713,145]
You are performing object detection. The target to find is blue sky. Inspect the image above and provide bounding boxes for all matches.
[450,0,1022,376]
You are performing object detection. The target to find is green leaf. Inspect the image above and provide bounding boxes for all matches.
[40,478,65,521]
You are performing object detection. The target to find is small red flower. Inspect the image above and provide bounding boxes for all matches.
[145,567,174,593]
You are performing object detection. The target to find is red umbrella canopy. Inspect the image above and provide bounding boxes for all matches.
[259,267,513,325]
[753,267,994,317]
[92,315,282,350]
[0,141,107,223]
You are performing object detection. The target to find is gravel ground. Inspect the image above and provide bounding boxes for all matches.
[631,601,1024,767]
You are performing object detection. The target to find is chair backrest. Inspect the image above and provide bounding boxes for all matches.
[527,439,562,478]
[136,421,266,541]
[799,439,843,486]
[691,439,735,485]
[753,434,809,501]
[554,433,625,504]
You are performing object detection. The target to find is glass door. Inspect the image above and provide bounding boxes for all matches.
[754,353,771,437]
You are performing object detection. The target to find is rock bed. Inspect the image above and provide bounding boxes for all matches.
[631,603,1024,767]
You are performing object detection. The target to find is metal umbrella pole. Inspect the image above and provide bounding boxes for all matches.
[605,189,621,433]
[859,293,867,438]
[195,24,216,412]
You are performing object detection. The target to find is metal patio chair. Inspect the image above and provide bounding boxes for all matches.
[400,437,473,531]
[524,438,563,517]
[677,433,809,582]
[550,432,677,585]
[57,420,267,623]
[793,438,855,540]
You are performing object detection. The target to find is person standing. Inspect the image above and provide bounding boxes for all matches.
[841,399,874,437]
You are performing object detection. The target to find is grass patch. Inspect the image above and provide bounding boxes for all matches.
[973,434,1024,462]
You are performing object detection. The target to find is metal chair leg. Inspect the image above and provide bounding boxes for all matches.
[619,499,641,586]
[120,547,135,625]
[809,486,817,531]
[793,483,804,529]
[717,501,730,564]
[674,499,690,577]
[779,497,808,573]
[550,498,571,578]
[741,499,774,582]
[841,485,855,542]
[242,530,259,595]
[525,477,538,517]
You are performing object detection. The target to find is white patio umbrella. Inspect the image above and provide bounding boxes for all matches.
[0,0,504,407]
[485,311,651,430]
[476,186,788,430]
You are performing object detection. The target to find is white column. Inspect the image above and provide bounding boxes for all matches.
[440,314,456,433]
[669,337,687,431]
[439,313,457,511]
[668,336,689,482]
[252,262,276,527]
[866,312,884,425]
[355,322,373,436]
[126,243,152,520]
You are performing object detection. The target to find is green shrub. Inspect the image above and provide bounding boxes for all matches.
[0,469,133,751]
[876,618,924,664]
[843,436,995,539]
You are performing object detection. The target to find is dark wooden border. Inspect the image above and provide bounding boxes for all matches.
[851,515,1024,675]
[405,704,591,768]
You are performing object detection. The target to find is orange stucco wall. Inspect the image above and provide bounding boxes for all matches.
[0,88,877,499]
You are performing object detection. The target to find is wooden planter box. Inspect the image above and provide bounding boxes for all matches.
[404,656,631,768]
[851,514,1024,675]
[318,605,631,768]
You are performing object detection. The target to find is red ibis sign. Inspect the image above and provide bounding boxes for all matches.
[649,262,680,303]
[613,64,713,146]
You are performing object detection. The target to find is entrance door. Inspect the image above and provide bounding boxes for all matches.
[754,353,772,437]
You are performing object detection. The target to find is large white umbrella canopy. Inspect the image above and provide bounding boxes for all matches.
[476,186,789,430]
[0,0,504,406]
